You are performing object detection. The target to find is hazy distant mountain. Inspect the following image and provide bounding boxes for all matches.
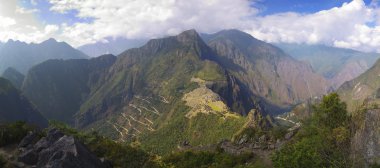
[78,38,147,57]
[1,67,24,89]
[0,77,47,127]
[22,55,117,124]
[275,43,380,88]
[0,38,88,74]
[338,58,380,110]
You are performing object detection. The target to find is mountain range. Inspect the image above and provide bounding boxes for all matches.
[338,58,380,110]
[0,38,88,74]
[78,38,147,57]
[276,43,380,88]
[18,29,331,153]
[0,28,380,166]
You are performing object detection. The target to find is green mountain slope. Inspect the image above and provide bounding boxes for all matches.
[22,30,258,154]
[21,29,329,154]
[1,67,25,89]
[22,55,117,124]
[0,38,88,74]
[75,30,254,153]
[204,30,330,114]
[275,43,380,88]
[338,59,380,111]
[0,78,47,127]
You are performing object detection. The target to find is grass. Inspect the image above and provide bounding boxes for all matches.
[208,101,226,112]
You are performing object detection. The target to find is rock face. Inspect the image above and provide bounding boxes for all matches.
[18,129,109,168]
[351,109,380,166]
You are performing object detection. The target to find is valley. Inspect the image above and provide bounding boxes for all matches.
[0,28,380,168]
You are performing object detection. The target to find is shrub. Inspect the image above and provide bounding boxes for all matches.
[0,155,6,167]
[163,150,254,168]
[49,121,162,168]
[272,93,352,168]
[0,121,35,147]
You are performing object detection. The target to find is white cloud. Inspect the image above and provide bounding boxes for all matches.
[30,0,37,6]
[3,0,380,53]
[16,6,40,14]
[48,0,257,46]
[246,0,377,51]
[48,0,380,52]
[44,24,59,34]
[0,16,16,28]
[0,0,58,44]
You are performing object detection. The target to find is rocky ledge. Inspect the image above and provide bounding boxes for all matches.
[17,128,110,168]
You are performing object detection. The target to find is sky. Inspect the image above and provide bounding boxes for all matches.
[1,0,380,52]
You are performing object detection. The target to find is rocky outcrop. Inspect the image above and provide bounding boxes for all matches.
[351,109,380,167]
[18,128,109,168]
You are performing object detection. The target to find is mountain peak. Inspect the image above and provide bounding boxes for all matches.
[42,38,58,44]
[176,29,202,44]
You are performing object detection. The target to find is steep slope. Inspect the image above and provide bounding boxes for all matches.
[338,59,380,110]
[1,67,24,89]
[22,55,117,124]
[0,38,88,74]
[21,30,327,154]
[0,78,47,127]
[75,30,253,150]
[204,30,330,114]
[78,38,147,57]
[22,30,259,154]
[276,43,380,88]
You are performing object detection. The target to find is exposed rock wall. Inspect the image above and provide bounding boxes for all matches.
[352,109,380,167]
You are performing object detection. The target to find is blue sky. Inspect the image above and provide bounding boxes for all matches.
[2,0,380,52]
[255,0,372,15]
[20,0,375,28]
[20,0,93,26]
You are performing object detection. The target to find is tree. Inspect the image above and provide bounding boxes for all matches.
[272,93,352,167]
[313,93,348,129]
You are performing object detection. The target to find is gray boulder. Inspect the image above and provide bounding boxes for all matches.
[18,128,110,168]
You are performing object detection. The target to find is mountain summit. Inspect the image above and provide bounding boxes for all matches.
[0,38,88,74]
[22,29,330,153]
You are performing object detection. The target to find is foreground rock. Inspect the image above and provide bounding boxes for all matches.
[18,128,109,168]
[351,109,380,167]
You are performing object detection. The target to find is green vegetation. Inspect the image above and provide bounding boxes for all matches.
[162,150,256,168]
[0,121,36,147]
[0,77,47,127]
[140,102,247,155]
[1,67,25,89]
[50,121,163,168]
[272,93,352,168]
[0,78,15,94]
[195,60,225,81]
[0,155,6,168]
